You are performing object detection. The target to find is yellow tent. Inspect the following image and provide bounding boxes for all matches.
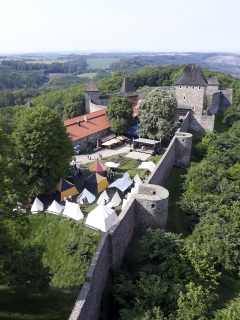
[83,173,109,193]
[56,178,79,201]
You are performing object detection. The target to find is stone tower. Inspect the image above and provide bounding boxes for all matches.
[85,80,100,113]
[175,63,207,116]
[117,77,138,102]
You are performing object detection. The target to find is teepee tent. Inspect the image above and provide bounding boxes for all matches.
[111,190,122,206]
[88,159,107,173]
[31,197,44,213]
[85,204,117,232]
[97,190,110,205]
[123,172,131,180]
[76,188,96,204]
[83,173,109,194]
[133,173,142,184]
[46,200,65,215]
[56,178,78,201]
[63,201,83,221]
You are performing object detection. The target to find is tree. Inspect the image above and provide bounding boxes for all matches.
[137,88,178,140]
[12,106,74,196]
[0,129,27,217]
[106,97,133,134]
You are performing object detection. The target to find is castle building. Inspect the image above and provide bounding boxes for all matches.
[117,77,138,101]
[175,63,232,132]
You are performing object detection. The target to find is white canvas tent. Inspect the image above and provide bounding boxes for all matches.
[123,172,131,180]
[77,188,96,204]
[97,190,110,205]
[63,201,84,221]
[108,177,132,192]
[46,200,65,215]
[85,204,117,232]
[31,197,44,213]
[138,161,156,173]
[133,173,142,184]
[105,162,120,168]
[106,190,122,208]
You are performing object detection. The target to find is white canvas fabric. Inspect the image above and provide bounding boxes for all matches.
[111,191,122,206]
[122,199,128,210]
[138,161,156,172]
[63,201,84,221]
[97,190,110,205]
[31,197,44,213]
[46,200,65,215]
[77,188,96,204]
[105,162,120,168]
[123,172,131,180]
[108,177,132,192]
[85,204,117,232]
[133,173,142,184]
[130,187,138,194]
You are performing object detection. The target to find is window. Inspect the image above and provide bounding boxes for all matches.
[186,86,188,89]
[179,86,182,89]
[151,204,156,209]
[184,97,186,100]
[192,86,195,89]
[198,87,201,89]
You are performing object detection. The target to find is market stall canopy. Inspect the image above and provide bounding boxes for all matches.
[83,173,109,194]
[88,159,107,173]
[31,197,44,213]
[63,201,83,221]
[56,178,78,201]
[46,200,65,215]
[138,161,156,173]
[101,135,129,147]
[105,162,120,168]
[97,190,110,205]
[77,188,96,204]
[85,204,117,232]
[108,177,132,192]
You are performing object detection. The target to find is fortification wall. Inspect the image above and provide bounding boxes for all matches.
[188,113,214,132]
[146,137,176,186]
[178,111,190,132]
[219,89,233,112]
[208,91,221,115]
[174,132,192,168]
[69,234,110,320]
[108,199,136,268]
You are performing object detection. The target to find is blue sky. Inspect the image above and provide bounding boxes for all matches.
[0,0,239,54]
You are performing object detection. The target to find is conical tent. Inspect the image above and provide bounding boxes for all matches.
[133,173,142,184]
[46,200,65,215]
[88,159,107,173]
[63,201,84,221]
[83,173,109,194]
[31,197,44,213]
[111,191,122,206]
[123,172,131,180]
[76,188,96,204]
[97,190,110,205]
[85,204,117,232]
[56,178,79,201]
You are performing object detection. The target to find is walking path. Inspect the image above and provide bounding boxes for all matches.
[74,145,132,165]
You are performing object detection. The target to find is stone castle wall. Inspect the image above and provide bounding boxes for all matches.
[178,111,190,132]
[88,100,108,113]
[209,91,221,115]
[176,85,206,115]
[219,89,233,112]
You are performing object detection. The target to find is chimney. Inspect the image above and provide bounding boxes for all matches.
[84,116,88,122]
[76,120,80,126]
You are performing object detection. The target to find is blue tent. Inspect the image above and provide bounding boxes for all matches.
[123,124,139,138]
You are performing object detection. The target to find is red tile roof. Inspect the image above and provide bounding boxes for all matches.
[64,110,110,141]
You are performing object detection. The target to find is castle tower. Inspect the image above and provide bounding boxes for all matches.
[85,80,100,113]
[175,63,207,116]
[118,77,138,102]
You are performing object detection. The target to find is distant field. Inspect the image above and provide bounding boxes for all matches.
[26,60,68,64]
[86,58,120,69]
[78,72,97,79]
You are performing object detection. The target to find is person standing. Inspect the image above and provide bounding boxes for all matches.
[68,194,72,202]
[64,195,67,204]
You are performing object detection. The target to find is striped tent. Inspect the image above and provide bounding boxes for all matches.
[83,173,109,194]
[56,178,78,201]
[88,159,107,173]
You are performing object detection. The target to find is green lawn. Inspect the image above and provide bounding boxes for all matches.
[165,167,189,237]
[86,58,120,69]
[0,285,77,320]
